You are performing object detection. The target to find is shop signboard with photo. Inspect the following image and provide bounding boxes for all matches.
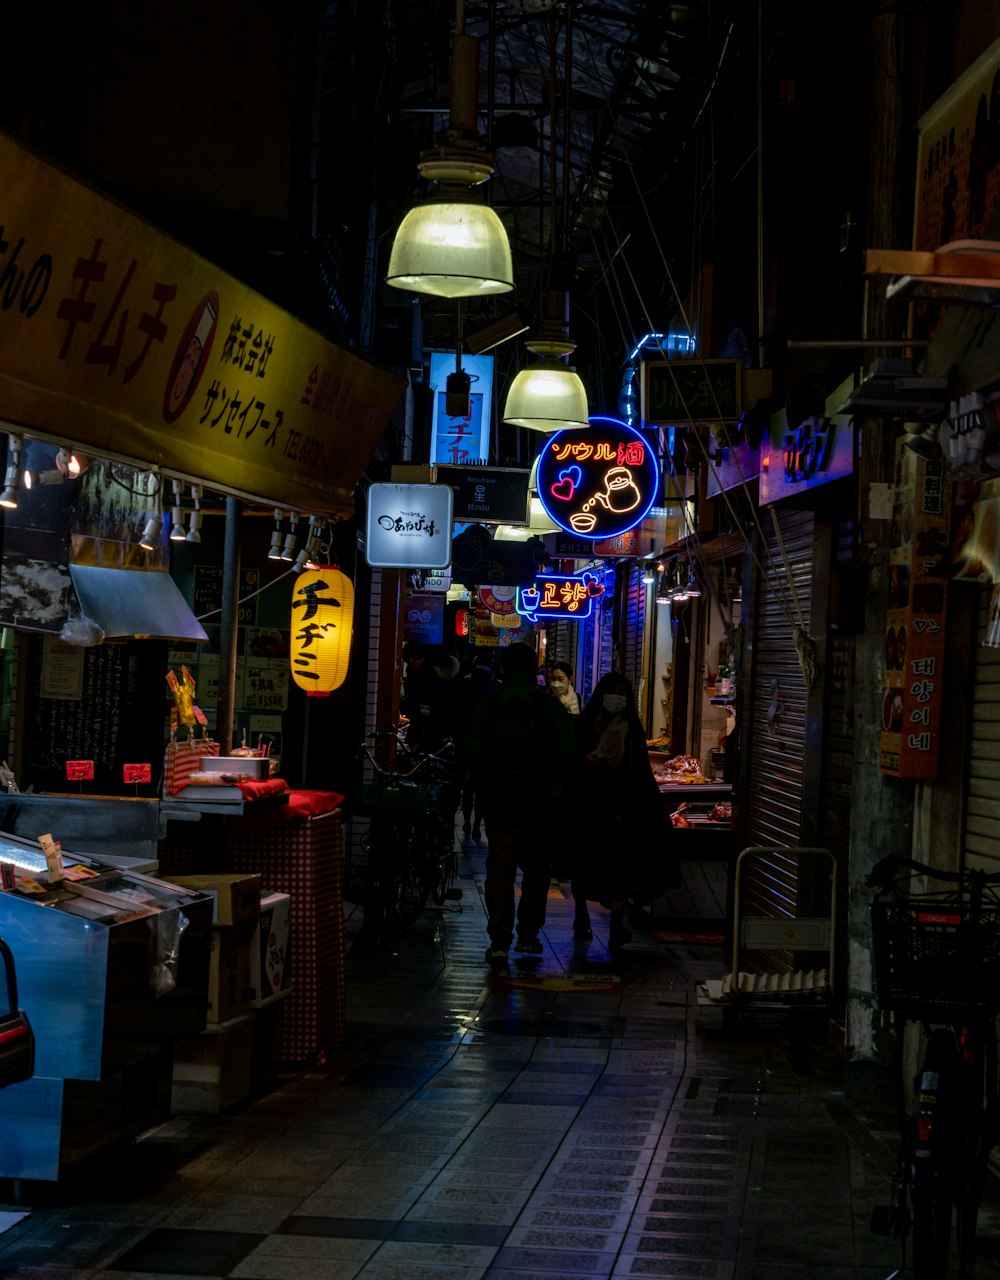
[879,441,951,778]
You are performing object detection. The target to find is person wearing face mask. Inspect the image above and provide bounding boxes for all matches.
[546,661,580,715]
[567,671,677,950]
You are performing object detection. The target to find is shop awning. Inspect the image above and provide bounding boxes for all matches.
[0,131,407,518]
[69,566,209,643]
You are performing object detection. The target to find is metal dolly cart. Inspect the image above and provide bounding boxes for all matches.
[697,846,837,1024]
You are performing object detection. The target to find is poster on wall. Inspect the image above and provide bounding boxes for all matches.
[879,441,951,779]
[403,593,445,645]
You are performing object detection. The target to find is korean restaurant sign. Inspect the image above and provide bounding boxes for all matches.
[365,482,453,570]
[879,441,951,779]
[515,571,605,623]
[535,417,658,540]
[0,132,405,517]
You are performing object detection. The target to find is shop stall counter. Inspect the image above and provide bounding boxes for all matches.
[0,831,213,1182]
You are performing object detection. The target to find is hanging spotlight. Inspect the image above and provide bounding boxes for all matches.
[169,479,186,541]
[385,18,513,299]
[55,447,88,477]
[139,512,163,551]
[280,512,300,560]
[901,420,942,459]
[0,435,22,509]
[642,567,657,586]
[268,509,285,560]
[185,486,202,543]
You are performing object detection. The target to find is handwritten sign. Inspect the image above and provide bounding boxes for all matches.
[66,760,95,781]
[123,763,152,784]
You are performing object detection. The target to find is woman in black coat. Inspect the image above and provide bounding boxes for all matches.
[568,672,677,950]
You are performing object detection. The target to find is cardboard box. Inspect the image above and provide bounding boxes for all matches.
[206,923,255,1023]
[170,873,260,926]
[251,892,292,1008]
[172,1012,254,1114]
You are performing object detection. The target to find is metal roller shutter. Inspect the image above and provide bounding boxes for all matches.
[741,509,815,928]
[622,562,646,695]
[965,590,1000,873]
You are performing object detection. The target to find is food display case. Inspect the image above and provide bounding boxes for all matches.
[0,830,213,1182]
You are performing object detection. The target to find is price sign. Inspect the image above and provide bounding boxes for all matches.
[66,760,95,781]
[123,763,152,784]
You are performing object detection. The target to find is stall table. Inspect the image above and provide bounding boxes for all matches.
[652,782,737,929]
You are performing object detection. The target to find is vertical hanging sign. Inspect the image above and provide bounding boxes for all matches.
[428,352,493,465]
[879,441,951,778]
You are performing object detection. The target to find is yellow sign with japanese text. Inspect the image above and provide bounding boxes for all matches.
[0,132,405,516]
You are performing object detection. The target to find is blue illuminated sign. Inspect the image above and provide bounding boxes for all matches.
[515,570,605,623]
[535,416,659,540]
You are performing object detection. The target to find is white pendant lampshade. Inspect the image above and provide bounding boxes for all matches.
[386,197,514,299]
[504,358,590,431]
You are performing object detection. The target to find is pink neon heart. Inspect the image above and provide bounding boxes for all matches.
[551,478,575,501]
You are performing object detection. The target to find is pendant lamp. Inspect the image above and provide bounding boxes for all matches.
[503,290,589,430]
[502,7,588,431]
[386,19,513,300]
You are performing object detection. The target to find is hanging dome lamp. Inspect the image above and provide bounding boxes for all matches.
[385,12,513,300]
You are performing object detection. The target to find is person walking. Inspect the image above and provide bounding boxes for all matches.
[568,671,677,951]
[546,660,581,715]
[455,655,498,840]
[467,642,575,965]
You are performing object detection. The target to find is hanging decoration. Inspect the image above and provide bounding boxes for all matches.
[290,567,354,696]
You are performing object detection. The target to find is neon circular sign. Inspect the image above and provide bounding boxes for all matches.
[535,416,658,540]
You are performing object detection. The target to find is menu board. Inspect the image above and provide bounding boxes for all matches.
[879,441,951,778]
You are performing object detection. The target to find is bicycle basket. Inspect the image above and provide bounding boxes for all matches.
[353,779,444,820]
[871,896,1000,1016]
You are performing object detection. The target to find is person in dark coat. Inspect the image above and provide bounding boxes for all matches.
[455,655,498,840]
[467,642,575,964]
[568,671,678,950]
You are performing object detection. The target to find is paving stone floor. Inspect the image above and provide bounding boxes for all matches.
[2,835,1000,1279]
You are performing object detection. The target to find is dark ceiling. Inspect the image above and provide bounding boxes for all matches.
[326,0,744,413]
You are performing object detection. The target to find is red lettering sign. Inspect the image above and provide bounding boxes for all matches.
[66,760,95,780]
[123,763,152,784]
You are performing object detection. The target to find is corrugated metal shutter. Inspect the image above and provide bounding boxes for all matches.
[741,509,814,928]
[818,518,858,999]
[965,590,1000,872]
[622,562,645,693]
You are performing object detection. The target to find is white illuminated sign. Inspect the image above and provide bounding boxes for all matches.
[365,483,454,570]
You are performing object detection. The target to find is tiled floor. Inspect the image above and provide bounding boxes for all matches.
[3,835,1000,1279]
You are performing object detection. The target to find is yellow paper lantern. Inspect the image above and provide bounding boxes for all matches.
[290,567,354,695]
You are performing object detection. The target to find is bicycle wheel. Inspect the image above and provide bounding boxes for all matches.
[389,825,430,925]
[430,847,457,905]
[910,1027,962,1280]
[954,1022,995,1274]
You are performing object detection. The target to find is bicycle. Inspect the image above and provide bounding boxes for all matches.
[350,730,462,950]
[867,853,1000,1279]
